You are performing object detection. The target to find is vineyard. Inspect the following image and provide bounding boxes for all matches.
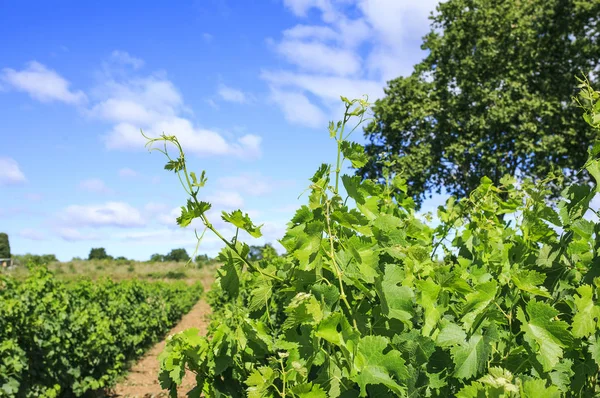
[151,80,600,397]
[0,266,203,397]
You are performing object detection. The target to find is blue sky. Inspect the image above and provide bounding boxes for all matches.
[0,0,446,261]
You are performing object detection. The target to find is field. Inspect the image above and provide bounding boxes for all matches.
[0,261,212,397]
[6,259,217,286]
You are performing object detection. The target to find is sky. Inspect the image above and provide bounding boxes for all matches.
[0,0,448,261]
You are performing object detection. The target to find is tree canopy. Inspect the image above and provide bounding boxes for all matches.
[360,0,600,207]
[88,247,109,261]
[0,233,10,258]
[164,248,190,263]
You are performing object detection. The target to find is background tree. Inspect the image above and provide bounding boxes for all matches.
[0,233,10,258]
[360,0,600,207]
[88,247,109,261]
[150,253,164,262]
[248,243,279,262]
[164,248,190,263]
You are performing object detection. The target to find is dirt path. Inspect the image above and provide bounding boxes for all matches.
[110,296,212,397]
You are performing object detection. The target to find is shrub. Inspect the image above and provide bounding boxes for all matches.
[150,253,164,262]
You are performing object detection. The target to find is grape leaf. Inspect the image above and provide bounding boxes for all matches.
[516,300,572,372]
[353,336,408,397]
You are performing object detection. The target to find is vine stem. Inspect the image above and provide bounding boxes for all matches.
[325,199,358,329]
[145,132,283,283]
[334,109,349,195]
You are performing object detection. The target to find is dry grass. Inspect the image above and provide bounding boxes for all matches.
[6,259,219,286]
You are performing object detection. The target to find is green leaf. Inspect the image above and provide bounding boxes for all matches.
[586,159,600,191]
[177,199,211,227]
[416,278,444,336]
[164,157,185,172]
[511,269,551,298]
[246,366,276,398]
[353,336,408,397]
[521,378,561,398]
[341,141,369,169]
[516,300,573,372]
[589,337,600,367]
[451,333,493,380]
[315,313,358,349]
[375,264,414,324]
[572,285,600,338]
[221,209,263,238]
[436,320,467,348]
[460,281,497,332]
[283,293,323,330]
[291,383,328,398]
[249,283,272,312]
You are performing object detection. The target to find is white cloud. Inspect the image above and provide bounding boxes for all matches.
[18,228,46,241]
[1,61,87,105]
[156,206,181,227]
[282,24,339,41]
[115,228,213,247]
[79,178,113,194]
[262,70,383,105]
[57,202,145,228]
[206,191,245,209]
[118,168,138,178]
[56,227,101,242]
[267,88,328,128]
[206,99,219,110]
[275,40,362,76]
[103,118,262,158]
[0,157,27,185]
[264,0,441,126]
[217,83,248,103]
[24,193,42,201]
[217,172,274,196]
[87,67,262,159]
[110,50,145,69]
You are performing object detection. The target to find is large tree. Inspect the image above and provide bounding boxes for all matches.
[0,233,10,258]
[164,248,190,263]
[360,0,600,207]
[88,247,109,260]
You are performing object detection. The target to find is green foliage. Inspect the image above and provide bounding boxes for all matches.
[0,266,202,397]
[361,0,600,207]
[150,253,164,262]
[164,248,191,262]
[12,253,57,266]
[147,270,188,280]
[248,243,279,262]
[153,88,600,396]
[195,253,218,268]
[0,233,10,259]
[88,247,109,261]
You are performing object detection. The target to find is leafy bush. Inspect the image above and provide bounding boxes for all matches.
[150,253,165,262]
[147,270,188,280]
[195,254,218,268]
[153,85,600,397]
[88,247,109,261]
[12,253,57,266]
[0,265,202,397]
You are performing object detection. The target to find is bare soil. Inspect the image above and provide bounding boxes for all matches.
[108,273,215,398]
[108,299,211,397]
